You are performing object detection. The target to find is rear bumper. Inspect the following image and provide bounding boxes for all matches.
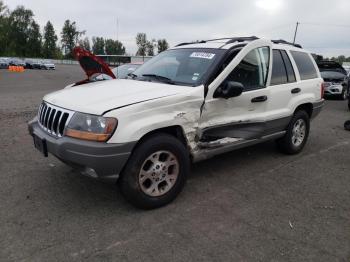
[311,99,324,119]
[28,118,136,182]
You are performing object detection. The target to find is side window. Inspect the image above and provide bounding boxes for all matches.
[290,51,318,80]
[225,47,270,91]
[271,50,288,85]
[280,50,296,82]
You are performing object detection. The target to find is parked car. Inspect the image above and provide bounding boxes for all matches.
[317,60,349,100]
[348,71,350,110]
[9,58,26,67]
[32,60,43,69]
[25,59,36,69]
[112,63,143,79]
[0,58,9,69]
[28,39,324,209]
[41,60,55,70]
[92,63,143,81]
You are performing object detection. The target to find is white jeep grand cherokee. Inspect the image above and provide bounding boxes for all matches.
[29,37,324,209]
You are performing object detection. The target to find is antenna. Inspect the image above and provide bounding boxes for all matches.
[293,22,299,44]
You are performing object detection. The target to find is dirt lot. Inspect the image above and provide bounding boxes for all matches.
[1,65,350,262]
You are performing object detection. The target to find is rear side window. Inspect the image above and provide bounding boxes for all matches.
[271,50,297,86]
[290,51,318,80]
[280,50,296,82]
[271,50,287,85]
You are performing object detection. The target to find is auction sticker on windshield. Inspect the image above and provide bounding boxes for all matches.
[190,52,215,59]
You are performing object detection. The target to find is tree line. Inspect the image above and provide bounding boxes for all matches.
[0,1,169,59]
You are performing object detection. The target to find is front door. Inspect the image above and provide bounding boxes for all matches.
[199,40,272,142]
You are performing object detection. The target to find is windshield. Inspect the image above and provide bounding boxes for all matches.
[131,48,225,86]
[112,64,141,79]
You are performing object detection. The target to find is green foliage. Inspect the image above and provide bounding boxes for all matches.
[0,2,130,59]
[0,0,9,55]
[7,6,36,57]
[136,33,169,56]
[157,39,169,53]
[42,21,58,58]
[325,55,350,63]
[92,37,105,55]
[136,33,148,56]
[78,37,91,52]
[27,20,42,57]
[61,19,85,58]
[105,39,126,55]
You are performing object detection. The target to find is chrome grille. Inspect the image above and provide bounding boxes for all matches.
[37,102,74,137]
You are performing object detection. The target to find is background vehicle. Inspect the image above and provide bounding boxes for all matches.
[9,58,26,67]
[32,60,43,69]
[25,59,35,69]
[112,63,143,79]
[41,60,55,70]
[317,60,349,100]
[29,39,324,209]
[0,58,9,69]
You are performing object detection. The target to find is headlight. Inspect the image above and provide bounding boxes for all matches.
[65,112,117,142]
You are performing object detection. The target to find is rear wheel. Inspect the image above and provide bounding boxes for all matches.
[277,110,310,154]
[119,133,189,209]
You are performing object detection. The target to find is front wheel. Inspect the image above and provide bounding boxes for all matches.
[119,133,190,209]
[341,87,348,100]
[345,120,350,131]
[277,110,310,154]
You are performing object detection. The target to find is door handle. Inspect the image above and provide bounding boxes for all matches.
[291,88,301,94]
[251,95,267,103]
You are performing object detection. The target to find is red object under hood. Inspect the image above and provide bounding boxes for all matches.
[73,47,116,82]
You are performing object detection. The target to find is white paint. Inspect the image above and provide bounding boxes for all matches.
[41,39,323,159]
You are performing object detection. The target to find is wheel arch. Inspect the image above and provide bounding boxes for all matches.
[294,103,313,118]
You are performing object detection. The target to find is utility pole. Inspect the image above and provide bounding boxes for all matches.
[293,22,299,44]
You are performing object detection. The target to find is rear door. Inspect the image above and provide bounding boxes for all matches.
[263,49,299,134]
[199,40,272,141]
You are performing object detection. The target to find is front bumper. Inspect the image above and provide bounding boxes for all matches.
[324,84,344,95]
[28,118,136,182]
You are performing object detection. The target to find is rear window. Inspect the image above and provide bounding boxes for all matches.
[290,51,318,80]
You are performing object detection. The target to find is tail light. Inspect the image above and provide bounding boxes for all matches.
[321,82,325,99]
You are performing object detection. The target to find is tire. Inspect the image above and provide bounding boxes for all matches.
[341,87,348,100]
[119,133,190,209]
[277,110,310,155]
[344,120,350,131]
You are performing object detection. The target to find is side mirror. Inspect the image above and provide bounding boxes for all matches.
[214,81,244,99]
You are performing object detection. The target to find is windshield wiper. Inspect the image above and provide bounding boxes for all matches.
[142,74,175,84]
[127,73,138,79]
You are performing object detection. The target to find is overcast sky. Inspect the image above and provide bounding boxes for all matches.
[6,0,350,57]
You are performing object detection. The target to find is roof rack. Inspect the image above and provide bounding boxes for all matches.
[175,36,259,47]
[271,39,302,48]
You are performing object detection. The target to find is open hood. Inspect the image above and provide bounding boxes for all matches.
[73,47,116,82]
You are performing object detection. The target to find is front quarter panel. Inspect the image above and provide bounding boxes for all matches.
[104,87,204,151]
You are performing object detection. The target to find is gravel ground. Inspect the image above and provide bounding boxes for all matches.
[0,65,350,262]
